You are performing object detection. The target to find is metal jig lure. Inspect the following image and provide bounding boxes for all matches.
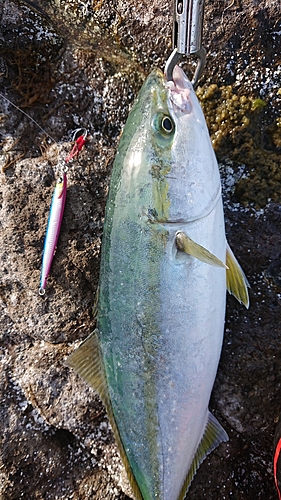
[165,0,206,87]
[39,128,88,296]
[39,171,67,296]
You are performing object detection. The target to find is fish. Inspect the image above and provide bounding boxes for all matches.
[67,65,249,499]
[39,172,67,295]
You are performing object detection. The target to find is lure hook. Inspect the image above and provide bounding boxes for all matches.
[72,127,88,141]
[65,128,88,163]
[165,0,206,87]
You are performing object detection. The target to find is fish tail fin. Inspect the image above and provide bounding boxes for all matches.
[178,411,228,500]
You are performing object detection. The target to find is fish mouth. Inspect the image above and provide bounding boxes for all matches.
[172,65,193,92]
[165,65,193,114]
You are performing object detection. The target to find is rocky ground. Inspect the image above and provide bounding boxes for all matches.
[0,0,280,499]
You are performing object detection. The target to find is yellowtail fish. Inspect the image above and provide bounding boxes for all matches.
[67,66,249,499]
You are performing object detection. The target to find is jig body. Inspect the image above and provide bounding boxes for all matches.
[39,172,67,296]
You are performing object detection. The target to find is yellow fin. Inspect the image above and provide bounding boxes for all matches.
[66,332,143,500]
[66,330,107,399]
[176,231,227,268]
[178,411,228,500]
[226,243,250,308]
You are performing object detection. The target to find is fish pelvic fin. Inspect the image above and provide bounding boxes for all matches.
[178,411,228,500]
[226,242,250,309]
[66,331,143,500]
[175,231,227,268]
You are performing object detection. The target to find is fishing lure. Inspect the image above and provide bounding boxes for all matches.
[39,128,88,295]
[39,171,67,296]
[65,129,88,162]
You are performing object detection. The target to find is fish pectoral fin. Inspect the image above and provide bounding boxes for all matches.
[175,231,227,268]
[226,242,250,308]
[179,411,228,500]
[66,331,143,500]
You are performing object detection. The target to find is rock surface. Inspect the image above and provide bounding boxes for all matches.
[0,0,280,499]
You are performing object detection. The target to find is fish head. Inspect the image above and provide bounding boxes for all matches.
[115,67,221,225]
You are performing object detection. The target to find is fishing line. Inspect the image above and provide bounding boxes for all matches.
[0,90,88,164]
[0,90,57,144]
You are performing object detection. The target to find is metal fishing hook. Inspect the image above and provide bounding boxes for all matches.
[165,0,206,87]
[71,128,88,142]
[64,128,88,163]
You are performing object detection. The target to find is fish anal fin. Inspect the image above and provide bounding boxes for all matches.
[178,411,228,500]
[176,231,227,269]
[66,331,143,500]
[66,330,107,400]
[226,242,250,309]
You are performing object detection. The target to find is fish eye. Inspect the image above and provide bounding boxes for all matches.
[152,113,175,140]
[161,116,174,134]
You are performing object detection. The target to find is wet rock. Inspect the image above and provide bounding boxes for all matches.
[0,0,280,499]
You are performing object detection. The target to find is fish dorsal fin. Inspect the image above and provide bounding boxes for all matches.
[66,331,143,500]
[176,231,227,268]
[226,242,250,308]
[178,411,228,500]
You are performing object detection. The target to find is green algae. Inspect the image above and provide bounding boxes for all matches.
[251,98,267,111]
